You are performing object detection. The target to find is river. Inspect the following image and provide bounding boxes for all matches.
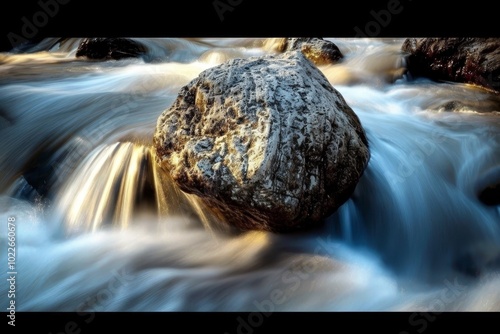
[1,37,499,312]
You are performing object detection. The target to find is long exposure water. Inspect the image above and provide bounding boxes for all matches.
[1,38,499,312]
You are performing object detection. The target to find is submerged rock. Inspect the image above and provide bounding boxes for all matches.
[478,183,500,206]
[273,38,343,65]
[76,38,146,60]
[431,97,500,114]
[402,38,500,93]
[475,166,500,206]
[154,51,370,232]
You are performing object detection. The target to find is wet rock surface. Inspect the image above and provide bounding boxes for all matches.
[76,38,146,60]
[154,51,370,232]
[273,38,343,65]
[402,38,500,93]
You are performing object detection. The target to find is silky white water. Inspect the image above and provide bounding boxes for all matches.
[1,38,499,313]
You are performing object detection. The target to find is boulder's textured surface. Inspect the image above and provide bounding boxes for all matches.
[402,38,500,93]
[76,38,146,60]
[274,38,343,65]
[154,51,370,232]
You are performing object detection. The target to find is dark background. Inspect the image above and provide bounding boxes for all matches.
[4,311,497,333]
[1,0,498,52]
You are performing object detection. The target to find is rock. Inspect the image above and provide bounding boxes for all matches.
[274,38,343,65]
[402,38,500,93]
[432,98,500,114]
[154,51,370,232]
[475,166,500,206]
[76,38,146,60]
[478,183,500,206]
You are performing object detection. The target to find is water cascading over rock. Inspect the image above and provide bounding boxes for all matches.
[153,51,370,232]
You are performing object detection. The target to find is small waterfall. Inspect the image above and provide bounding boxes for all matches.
[55,142,155,232]
[53,141,228,235]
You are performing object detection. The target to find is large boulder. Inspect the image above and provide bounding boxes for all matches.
[76,38,146,60]
[154,51,370,232]
[273,38,343,65]
[402,38,500,93]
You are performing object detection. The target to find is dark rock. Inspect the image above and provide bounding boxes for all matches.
[433,99,500,113]
[475,166,500,206]
[402,38,500,92]
[76,38,146,60]
[453,251,481,278]
[439,100,467,112]
[478,183,500,206]
[13,148,64,203]
[154,51,370,232]
[275,38,343,65]
[453,243,500,278]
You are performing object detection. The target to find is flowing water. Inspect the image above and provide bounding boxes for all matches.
[1,38,500,313]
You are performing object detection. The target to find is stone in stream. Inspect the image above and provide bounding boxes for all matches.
[76,38,146,60]
[273,38,343,65]
[153,51,370,232]
[475,166,500,206]
[402,38,500,93]
[431,96,500,114]
[478,183,500,206]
